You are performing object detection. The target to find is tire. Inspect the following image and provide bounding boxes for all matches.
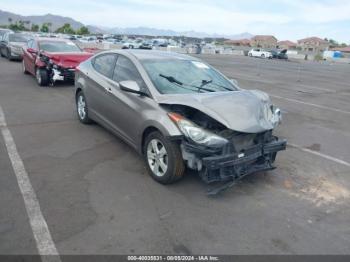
[22,60,29,74]
[261,54,265,58]
[0,48,4,57]
[36,68,49,86]
[129,45,134,49]
[143,131,185,184]
[76,91,93,124]
[6,48,12,60]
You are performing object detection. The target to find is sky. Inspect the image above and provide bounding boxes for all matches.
[1,0,350,43]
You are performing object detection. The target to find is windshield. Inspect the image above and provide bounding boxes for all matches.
[9,34,28,42]
[39,41,81,52]
[142,59,238,94]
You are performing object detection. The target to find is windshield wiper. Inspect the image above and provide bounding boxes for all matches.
[159,74,214,92]
[206,80,234,91]
[159,74,183,85]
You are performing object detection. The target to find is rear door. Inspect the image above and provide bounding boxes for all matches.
[84,53,119,130]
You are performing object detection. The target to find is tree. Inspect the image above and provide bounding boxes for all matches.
[76,26,90,35]
[40,23,50,32]
[47,22,52,32]
[55,23,75,34]
[8,20,28,31]
[328,39,339,47]
[31,24,39,32]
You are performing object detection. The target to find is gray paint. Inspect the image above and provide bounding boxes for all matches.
[77,50,276,153]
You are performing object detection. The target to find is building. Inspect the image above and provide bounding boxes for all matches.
[331,46,350,53]
[297,37,330,53]
[250,35,278,48]
[224,38,251,47]
[277,40,297,50]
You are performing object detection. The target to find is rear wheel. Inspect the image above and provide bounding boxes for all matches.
[144,131,185,184]
[76,91,93,124]
[36,68,49,86]
[261,54,265,58]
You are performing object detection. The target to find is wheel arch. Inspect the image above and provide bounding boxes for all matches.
[141,126,161,155]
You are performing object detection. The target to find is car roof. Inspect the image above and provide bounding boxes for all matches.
[112,49,200,61]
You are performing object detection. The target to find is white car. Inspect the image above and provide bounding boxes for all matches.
[122,39,143,49]
[248,48,272,59]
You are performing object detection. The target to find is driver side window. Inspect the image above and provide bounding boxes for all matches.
[113,55,146,91]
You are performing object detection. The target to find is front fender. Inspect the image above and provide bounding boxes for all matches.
[137,113,182,153]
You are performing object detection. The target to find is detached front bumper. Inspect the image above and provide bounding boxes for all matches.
[51,68,75,83]
[182,138,287,184]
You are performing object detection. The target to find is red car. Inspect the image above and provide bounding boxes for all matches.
[22,38,93,86]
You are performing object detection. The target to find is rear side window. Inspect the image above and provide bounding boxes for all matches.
[93,54,117,78]
[113,55,146,90]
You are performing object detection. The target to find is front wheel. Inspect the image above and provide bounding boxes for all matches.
[36,68,49,86]
[144,131,185,184]
[6,48,12,60]
[261,54,265,58]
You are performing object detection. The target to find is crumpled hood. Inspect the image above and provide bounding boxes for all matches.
[157,90,275,133]
[41,52,93,68]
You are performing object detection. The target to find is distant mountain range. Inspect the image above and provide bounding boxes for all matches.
[0,9,84,30]
[0,9,254,39]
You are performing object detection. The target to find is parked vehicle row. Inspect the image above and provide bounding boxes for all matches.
[1,39,286,193]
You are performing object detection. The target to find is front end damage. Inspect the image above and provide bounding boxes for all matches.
[181,131,286,194]
[162,92,287,194]
[39,54,75,85]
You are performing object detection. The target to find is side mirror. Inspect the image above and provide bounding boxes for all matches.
[119,80,145,95]
[27,48,38,54]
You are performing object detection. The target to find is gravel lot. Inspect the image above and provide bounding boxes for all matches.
[0,54,350,255]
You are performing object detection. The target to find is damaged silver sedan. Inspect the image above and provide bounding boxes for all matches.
[75,50,286,193]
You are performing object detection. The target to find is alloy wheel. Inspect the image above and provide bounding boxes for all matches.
[77,95,86,120]
[22,60,26,73]
[36,69,41,84]
[147,139,168,177]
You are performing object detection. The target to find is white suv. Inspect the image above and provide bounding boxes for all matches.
[248,48,272,59]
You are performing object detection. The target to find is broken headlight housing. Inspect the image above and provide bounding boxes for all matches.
[168,112,228,148]
[270,105,282,127]
[250,90,282,128]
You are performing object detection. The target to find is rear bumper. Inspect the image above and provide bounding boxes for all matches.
[182,138,287,184]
